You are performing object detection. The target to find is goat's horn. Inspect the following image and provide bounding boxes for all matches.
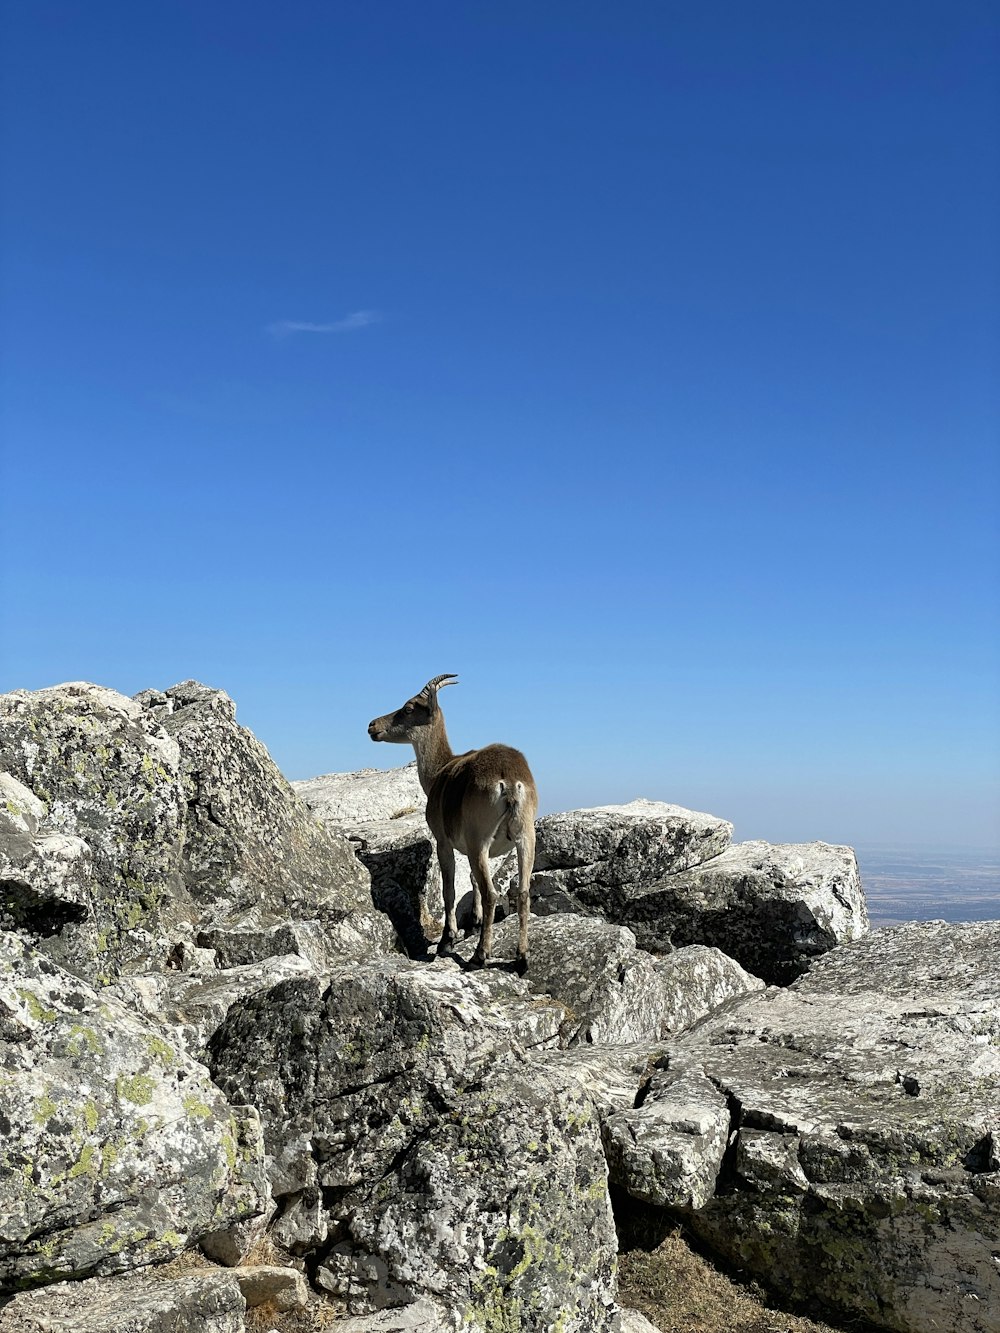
[419,674,459,699]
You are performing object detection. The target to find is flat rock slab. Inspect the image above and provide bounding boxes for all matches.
[623,838,869,983]
[293,763,425,825]
[0,1270,246,1333]
[0,933,267,1291]
[657,921,1000,1333]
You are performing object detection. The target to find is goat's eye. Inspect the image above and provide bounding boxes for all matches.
[404,703,414,714]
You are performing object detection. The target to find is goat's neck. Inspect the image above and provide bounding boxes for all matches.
[410,716,455,796]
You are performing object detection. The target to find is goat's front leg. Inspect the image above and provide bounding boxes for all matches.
[469,848,497,967]
[436,839,459,958]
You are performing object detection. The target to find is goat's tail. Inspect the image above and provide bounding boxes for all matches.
[493,778,529,843]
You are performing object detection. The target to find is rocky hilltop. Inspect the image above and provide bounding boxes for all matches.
[1,681,997,1333]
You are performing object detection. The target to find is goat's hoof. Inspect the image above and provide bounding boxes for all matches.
[514,954,528,977]
[468,952,487,970]
[436,939,455,960]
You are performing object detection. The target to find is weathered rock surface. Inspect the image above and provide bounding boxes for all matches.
[654,921,1000,1333]
[0,684,191,981]
[207,955,621,1327]
[332,1299,455,1332]
[0,1270,246,1333]
[231,1262,308,1310]
[519,800,734,919]
[293,763,425,825]
[0,774,92,940]
[107,953,316,1058]
[0,933,267,1292]
[135,682,375,937]
[622,839,869,984]
[457,916,763,1046]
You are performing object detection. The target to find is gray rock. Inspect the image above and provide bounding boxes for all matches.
[231,1263,308,1310]
[0,932,267,1291]
[457,916,764,1046]
[518,800,733,919]
[207,956,620,1326]
[293,763,425,825]
[529,1043,666,1122]
[0,774,93,939]
[659,921,1000,1333]
[603,1065,730,1209]
[107,953,315,1057]
[136,683,374,934]
[331,1298,456,1331]
[619,1311,664,1333]
[0,1270,246,1333]
[0,683,192,982]
[623,838,869,984]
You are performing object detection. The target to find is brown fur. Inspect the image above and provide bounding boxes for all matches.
[369,679,537,970]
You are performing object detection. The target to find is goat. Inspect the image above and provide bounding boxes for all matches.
[368,674,537,973]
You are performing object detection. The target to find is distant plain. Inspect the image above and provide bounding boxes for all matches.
[856,846,1000,927]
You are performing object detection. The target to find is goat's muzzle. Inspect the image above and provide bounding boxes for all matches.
[368,720,385,741]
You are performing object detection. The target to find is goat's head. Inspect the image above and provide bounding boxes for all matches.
[368,674,458,744]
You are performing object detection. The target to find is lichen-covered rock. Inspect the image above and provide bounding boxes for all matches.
[622,839,869,983]
[135,683,374,934]
[659,921,1000,1333]
[0,1270,247,1333]
[197,912,395,971]
[331,1299,455,1331]
[458,916,764,1046]
[0,683,192,982]
[0,774,93,940]
[207,956,620,1327]
[0,933,267,1292]
[514,800,733,919]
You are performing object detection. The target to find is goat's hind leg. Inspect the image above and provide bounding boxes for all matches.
[513,821,534,976]
[436,840,460,958]
[468,848,497,968]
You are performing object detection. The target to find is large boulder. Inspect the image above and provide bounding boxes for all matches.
[135,682,373,931]
[649,921,1000,1333]
[622,839,869,983]
[206,956,622,1327]
[0,684,192,982]
[0,933,267,1292]
[519,801,734,919]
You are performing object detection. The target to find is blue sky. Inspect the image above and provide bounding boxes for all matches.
[2,2,998,850]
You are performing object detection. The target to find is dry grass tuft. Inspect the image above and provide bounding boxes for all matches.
[618,1227,875,1333]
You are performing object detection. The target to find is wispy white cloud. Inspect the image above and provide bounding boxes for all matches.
[267,310,382,338]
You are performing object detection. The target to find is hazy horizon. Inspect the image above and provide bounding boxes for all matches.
[2,4,997,853]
